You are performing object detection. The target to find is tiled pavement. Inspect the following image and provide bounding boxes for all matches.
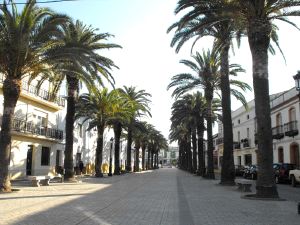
[0,169,299,225]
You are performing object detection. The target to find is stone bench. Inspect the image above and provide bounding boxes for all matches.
[27,175,63,187]
[236,179,252,192]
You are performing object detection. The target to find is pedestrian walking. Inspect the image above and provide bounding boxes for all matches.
[79,161,84,175]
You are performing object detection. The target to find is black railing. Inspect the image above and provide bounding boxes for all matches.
[233,142,240,149]
[0,75,65,107]
[284,121,298,137]
[272,125,284,139]
[241,138,250,148]
[6,117,63,140]
[216,137,223,145]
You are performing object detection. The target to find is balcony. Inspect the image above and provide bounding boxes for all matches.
[272,125,284,140]
[216,137,223,145]
[284,121,299,137]
[233,142,241,149]
[1,116,63,141]
[241,138,250,148]
[0,74,65,108]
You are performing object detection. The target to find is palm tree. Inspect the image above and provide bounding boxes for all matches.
[49,20,121,180]
[231,0,300,198]
[0,0,69,192]
[168,48,249,178]
[76,88,123,177]
[119,86,152,172]
[109,90,134,175]
[170,95,195,172]
[168,0,248,184]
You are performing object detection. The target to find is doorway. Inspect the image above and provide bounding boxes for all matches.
[26,145,33,175]
[290,143,299,167]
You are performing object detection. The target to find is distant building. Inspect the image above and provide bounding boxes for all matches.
[159,146,179,165]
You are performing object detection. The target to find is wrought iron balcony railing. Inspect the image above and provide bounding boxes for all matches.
[216,137,223,145]
[272,125,284,139]
[284,121,298,137]
[0,74,65,107]
[233,142,241,149]
[0,116,63,140]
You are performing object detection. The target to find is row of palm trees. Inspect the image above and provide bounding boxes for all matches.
[168,0,300,199]
[75,86,168,177]
[0,0,168,193]
[168,48,249,177]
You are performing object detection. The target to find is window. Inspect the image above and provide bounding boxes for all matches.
[78,124,83,138]
[41,147,50,166]
[238,119,240,124]
[247,128,250,139]
[237,131,240,142]
[247,115,250,120]
[278,148,284,163]
[276,113,282,126]
[289,108,296,122]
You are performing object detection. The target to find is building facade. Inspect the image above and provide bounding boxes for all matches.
[216,87,300,168]
[0,74,124,179]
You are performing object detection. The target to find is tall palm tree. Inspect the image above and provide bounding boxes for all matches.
[168,48,249,179]
[170,95,196,173]
[50,20,121,180]
[0,0,69,192]
[231,0,300,198]
[76,88,124,177]
[168,0,247,184]
[109,90,134,175]
[120,86,152,172]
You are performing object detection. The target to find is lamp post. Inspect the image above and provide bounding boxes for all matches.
[293,72,300,214]
[108,137,114,177]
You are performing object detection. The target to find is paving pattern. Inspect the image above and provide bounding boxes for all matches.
[0,169,299,225]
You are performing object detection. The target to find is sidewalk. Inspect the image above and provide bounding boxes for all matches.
[0,169,299,225]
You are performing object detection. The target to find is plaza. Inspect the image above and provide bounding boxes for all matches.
[1,168,299,225]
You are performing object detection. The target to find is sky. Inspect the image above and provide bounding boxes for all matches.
[30,0,300,140]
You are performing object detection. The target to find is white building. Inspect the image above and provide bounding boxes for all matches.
[216,88,300,168]
[0,74,130,179]
[159,146,179,165]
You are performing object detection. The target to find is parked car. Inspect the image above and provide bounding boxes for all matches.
[273,163,296,184]
[243,165,258,180]
[235,165,245,176]
[289,168,300,187]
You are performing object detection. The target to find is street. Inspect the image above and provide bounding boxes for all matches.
[0,168,299,225]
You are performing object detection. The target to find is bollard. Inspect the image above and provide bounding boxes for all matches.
[298,202,300,214]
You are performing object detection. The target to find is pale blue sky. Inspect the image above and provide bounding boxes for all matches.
[37,0,300,139]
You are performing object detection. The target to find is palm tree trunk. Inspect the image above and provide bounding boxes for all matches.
[147,148,151,170]
[114,122,122,175]
[126,127,132,172]
[197,123,205,176]
[0,78,21,192]
[95,125,104,177]
[150,150,154,169]
[64,76,78,181]
[142,145,146,170]
[192,129,197,173]
[134,143,140,172]
[187,135,192,173]
[206,97,215,179]
[248,22,278,198]
[220,41,235,185]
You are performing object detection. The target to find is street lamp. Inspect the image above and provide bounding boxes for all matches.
[108,137,114,177]
[293,72,300,214]
[293,71,300,91]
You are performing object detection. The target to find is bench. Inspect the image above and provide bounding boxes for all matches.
[27,175,63,187]
[236,179,253,192]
